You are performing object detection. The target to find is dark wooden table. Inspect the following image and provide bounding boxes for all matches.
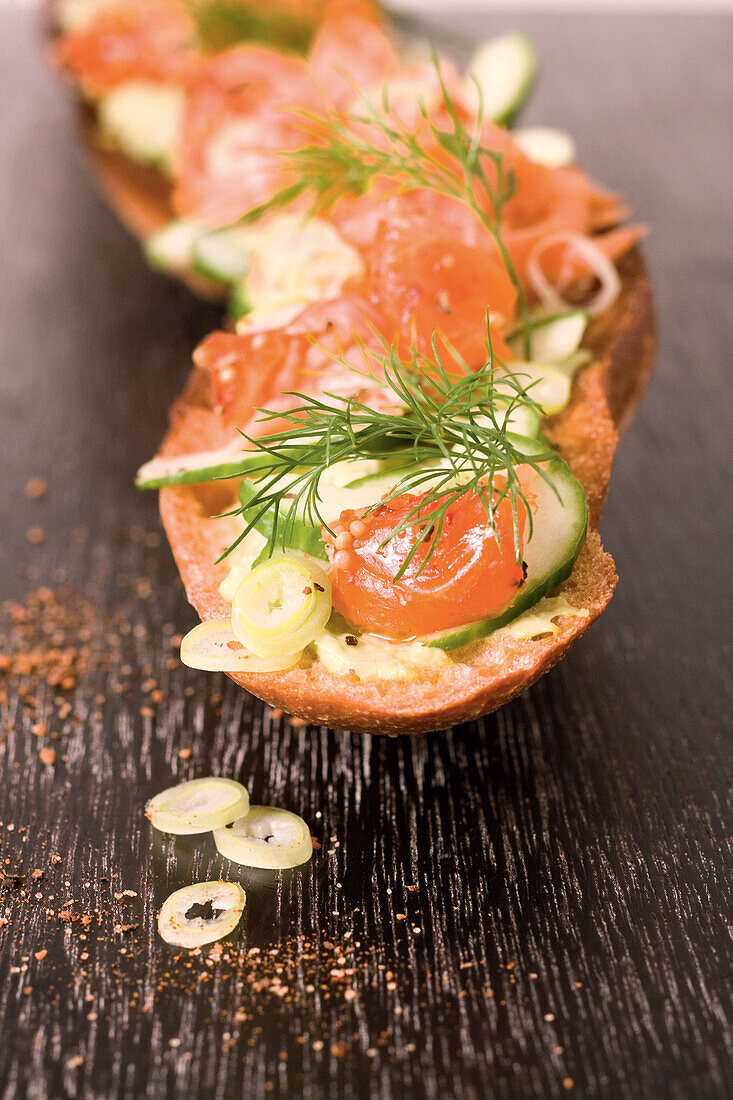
[1,7,731,1098]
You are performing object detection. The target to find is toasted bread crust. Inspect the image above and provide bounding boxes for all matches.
[155,251,655,734]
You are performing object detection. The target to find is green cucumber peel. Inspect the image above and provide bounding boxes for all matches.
[507,310,589,363]
[144,220,205,277]
[136,443,314,490]
[192,232,250,285]
[240,479,328,562]
[466,33,539,127]
[228,281,254,320]
[423,454,587,651]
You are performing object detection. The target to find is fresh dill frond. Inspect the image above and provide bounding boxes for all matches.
[243,49,533,356]
[222,327,557,581]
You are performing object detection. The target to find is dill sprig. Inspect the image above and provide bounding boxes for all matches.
[243,51,533,356]
[223,328,557,582]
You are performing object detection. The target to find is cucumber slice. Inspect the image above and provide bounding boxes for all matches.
[144,220,205,276]
[506,363,572,416]
[478,403,541,439]
[239,479,328,561]
[526,311,588,363]
[241,437,551,559]
[136,444,250,490]
[228,281,253,321]
[343,417,542,492]
[239,458,420,559]
[344,461,423,490]
[513,127,576,169]
[192,233,250,285]
[97,82,184,173]
[136,442,319,490]
[464,33,538,126]
[425,456,587,651]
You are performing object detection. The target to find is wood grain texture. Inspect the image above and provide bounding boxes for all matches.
[1,7,731,1100]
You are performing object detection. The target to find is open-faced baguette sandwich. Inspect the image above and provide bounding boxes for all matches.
[53,2,580,320]
[56,3,655,733]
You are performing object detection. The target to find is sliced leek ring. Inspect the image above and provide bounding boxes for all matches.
[232,555,332,659]
[506,363,572,416]
[213,806,313,869]
[157,881,246,948]
[146,777,250,835]
[181,619,302,673]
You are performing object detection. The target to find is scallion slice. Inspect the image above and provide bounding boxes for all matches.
[180,619,302,673]
[527,233,621,317]
[157,881,246,948]
[231,555,332,659]
[146,777,250,835]
[213,806,313,870]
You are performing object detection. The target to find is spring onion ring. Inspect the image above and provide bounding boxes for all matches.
[232,555,332,659]
[527,232,622,317]
[180,619,302,673]
[157,881,246,948]
[213,806,313,869]
[146,777,250,835]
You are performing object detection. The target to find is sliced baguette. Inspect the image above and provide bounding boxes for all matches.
[46,13,656,730]
[156,249,655,733]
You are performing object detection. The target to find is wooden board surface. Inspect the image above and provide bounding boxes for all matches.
[1,7,731,1099]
